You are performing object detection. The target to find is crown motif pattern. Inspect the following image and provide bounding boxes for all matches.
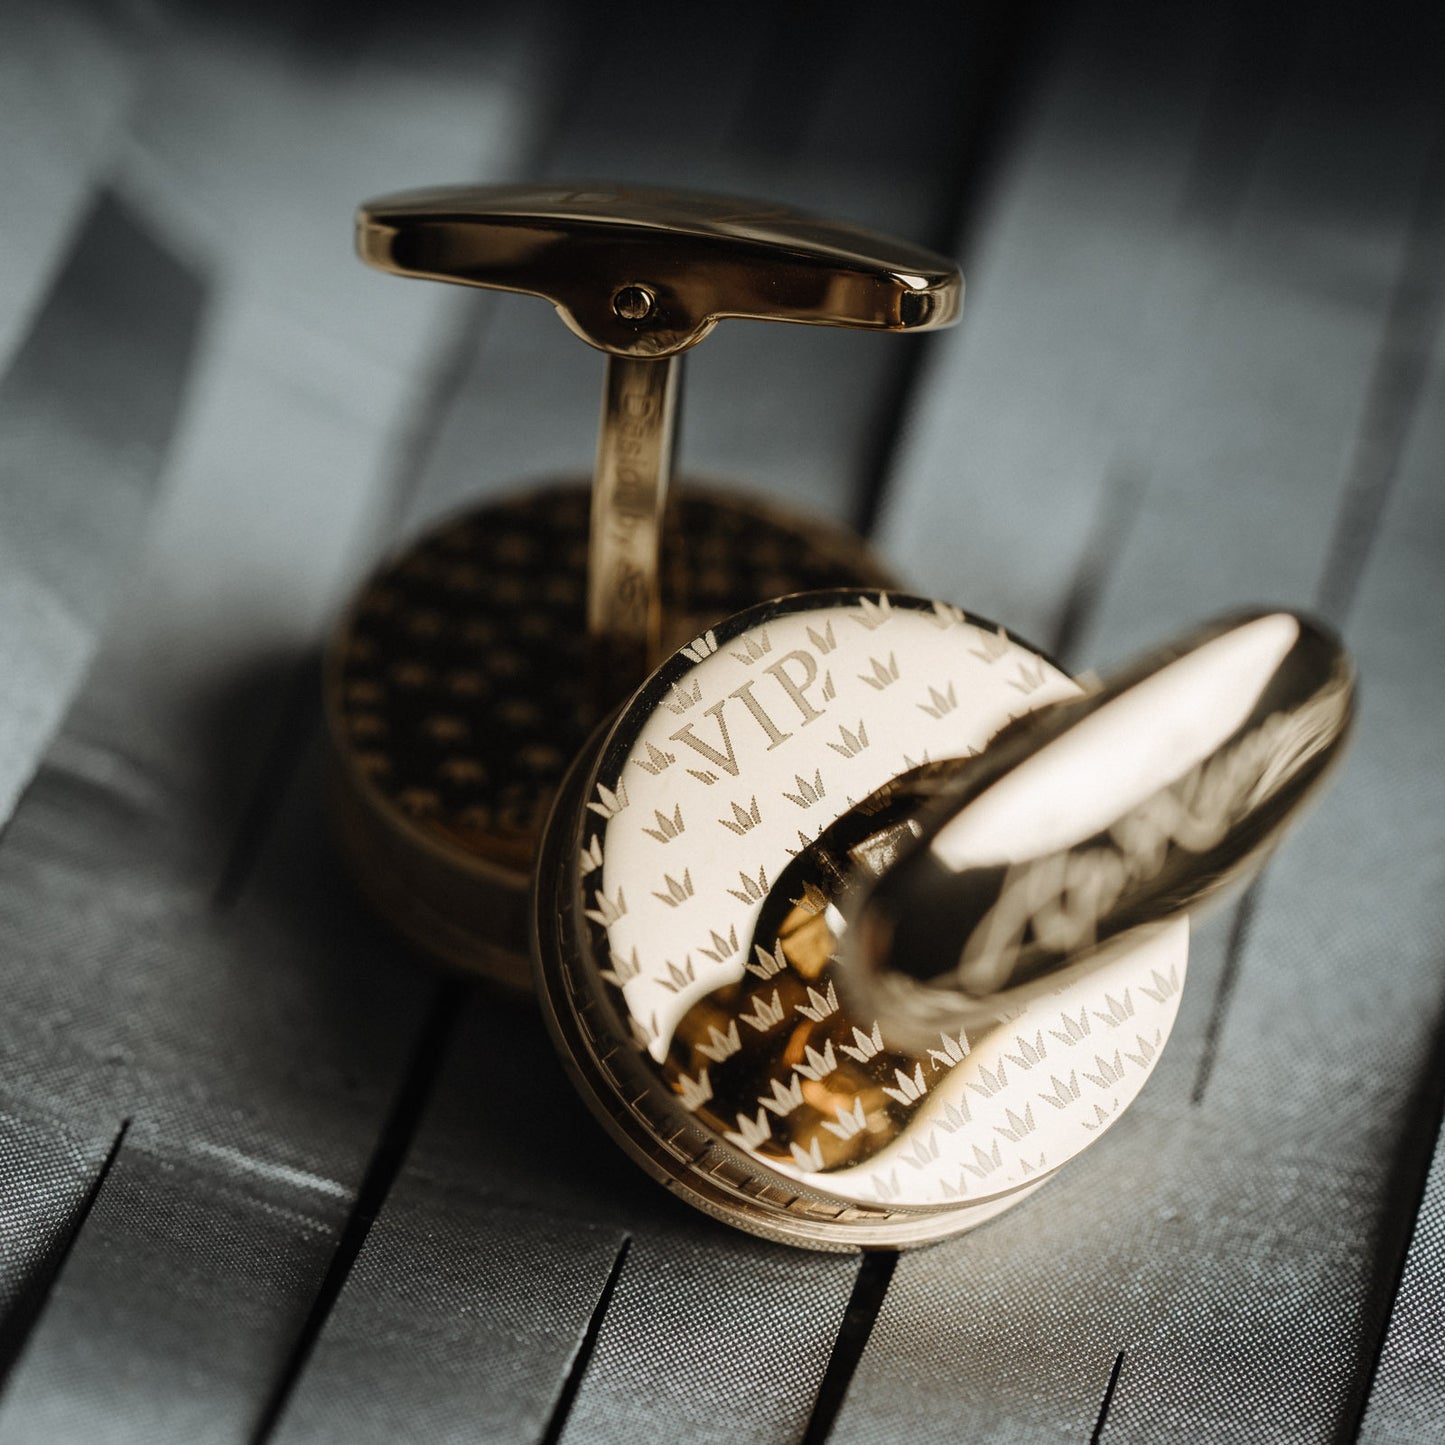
[805,620,837,654]
[680,630,718,662]
[599,948,641,989]
[675,1069,712,1111]
[642,804,685,843]
[696,1020,741,1063]
[918,682,959,719]
[759,1074,804,1116]
[725,1108,772,1152]
[795,982,839,1023]
[634,741,676,775]
[827,721,870,758]
[727,865,768,905]
[1010,658,1048,695]
[839,1021,884,1063]
[740,990,786,1033]
[1005,1031,1047,1070]
[849,594,893,630]
[928,1030,971,1069]
[793,1039,837,1082]
[728,629,773,665]
[587,780,628,819]
[584,887,627,927]
[823,1097,868,1140]
[746,942,788,981]
[576,596,1188,1215]
[660,677,703,715]
[1083,1050,1126,1089]
[859,653,900,691]
[968,625,1010,662]
[882,1063,927,1105]
[719,796,762,835]
[578,835,604,876]
[652,870,695,907]
[782,770,826,808]
[699,925,739,963]
[657,956,696,994]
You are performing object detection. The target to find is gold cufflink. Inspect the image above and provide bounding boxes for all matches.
[532,597,1352,1249]
[325,183,1354,1250]
[324,184,961,986]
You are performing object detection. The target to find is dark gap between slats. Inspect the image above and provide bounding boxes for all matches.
[1192,99,1445,1109]
[0,1119,130,1397]
[798,1250,898,1445]
[537,1234,632,1445]
[1047,470,1147,669]
[249,973,468,1444]
[853,0,1057,541]
[1090,1350,1125,1444]
[211,652,320,911]
[1337,992,1445,1444]
[1189,883,1257,1106]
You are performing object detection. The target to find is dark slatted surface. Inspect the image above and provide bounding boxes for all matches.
[1,1,1443,1440]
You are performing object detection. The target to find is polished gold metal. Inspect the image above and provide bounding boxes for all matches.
[329,184,960,982]
[357,184,962,358]
[532,592,1352,1249]
[589,355,679,686]
[358,183,961,688]
[847,611,1354,1046]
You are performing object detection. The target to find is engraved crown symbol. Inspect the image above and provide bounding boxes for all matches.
[859,653,900,690]
[642,804,685,843]
[719,796,762,835]
[661,678,703,715]
[680,630,718,662]
[634,741,676,775]
[729,629,773,665]
[827,721,870,758]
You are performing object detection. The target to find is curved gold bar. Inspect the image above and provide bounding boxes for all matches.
[844,610,1355,1045]
[357,183,961,358]
[355,182,962,701]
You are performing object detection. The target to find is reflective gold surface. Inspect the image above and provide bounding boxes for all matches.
[533,593,1351,1249]
[533,592,1187,1247]
[849,611,1355,1045]
[357,183,962,358]
[588,355,679,688]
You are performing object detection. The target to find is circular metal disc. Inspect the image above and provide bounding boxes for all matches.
[325,481,896,983]
[534,591,1188,1249]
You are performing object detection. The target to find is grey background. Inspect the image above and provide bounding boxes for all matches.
[0,0,1442,1439]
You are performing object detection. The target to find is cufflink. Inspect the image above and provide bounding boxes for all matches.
[324,185,960,986]
[532,594,1352,1249]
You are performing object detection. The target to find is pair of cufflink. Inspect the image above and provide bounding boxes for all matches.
[324,185,1352,1250]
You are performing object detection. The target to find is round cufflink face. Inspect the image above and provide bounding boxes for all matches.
[325,484,895,984]
[534,590,1189,1249]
